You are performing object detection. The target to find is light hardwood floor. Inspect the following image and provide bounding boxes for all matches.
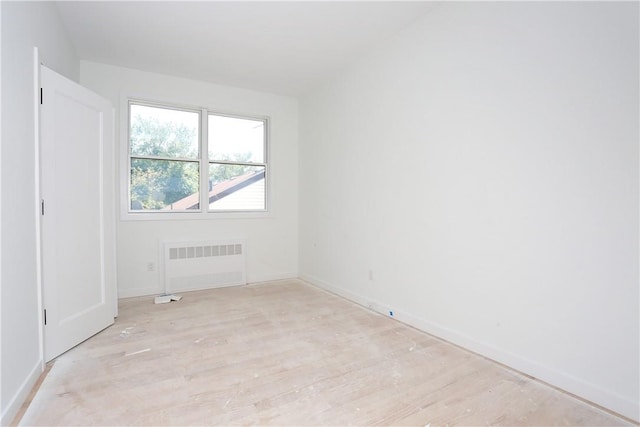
[17,279,632,426]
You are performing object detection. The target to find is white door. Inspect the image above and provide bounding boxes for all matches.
[40,65,115,362]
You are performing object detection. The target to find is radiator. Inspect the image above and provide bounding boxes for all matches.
[162,239,246,293]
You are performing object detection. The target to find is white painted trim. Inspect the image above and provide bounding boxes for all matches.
[300,274,639,422]
[0,359,42,426]
[117,273,297,298]
[247,272,297,284]
[199,107,209,214]
[109,105,119,319]
[34,48,45,370]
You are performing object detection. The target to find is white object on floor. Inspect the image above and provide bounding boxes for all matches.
[154,295,172,304]
[154,294,182,304]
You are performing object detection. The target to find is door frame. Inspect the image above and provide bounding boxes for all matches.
[34,47,45,369]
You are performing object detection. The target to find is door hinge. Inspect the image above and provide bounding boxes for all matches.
[44,309,47,325]
[40,88,43,105]
[41,199,45,216]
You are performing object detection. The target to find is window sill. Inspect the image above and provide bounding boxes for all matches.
[120,210,273,221]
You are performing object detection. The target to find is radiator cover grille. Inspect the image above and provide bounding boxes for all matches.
[163,240,246,293]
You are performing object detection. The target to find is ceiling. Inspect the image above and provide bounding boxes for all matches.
[54,1,438,97]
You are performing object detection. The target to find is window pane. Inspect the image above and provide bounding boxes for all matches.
[130,104,199,159]
[208,115,264,163]
[130,159,199,211]
[208,164,265,211]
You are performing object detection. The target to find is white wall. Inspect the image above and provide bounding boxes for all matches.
[0,2,79,423]
[79,61,299,298]
[299,2,639,421]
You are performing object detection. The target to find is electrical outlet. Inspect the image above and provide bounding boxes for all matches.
[147,262,155,272]
[368,269,374,281]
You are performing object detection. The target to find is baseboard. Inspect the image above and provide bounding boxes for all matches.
[300,274,639,423]
[1,359,42,426]
[247,272,297,284]
[117,273,297,299]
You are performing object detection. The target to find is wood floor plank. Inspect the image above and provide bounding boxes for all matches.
[17,279,632,426]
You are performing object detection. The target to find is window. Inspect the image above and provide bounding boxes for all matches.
[129,103,201,211]
[128,100,268,215]
[208,115,266,211]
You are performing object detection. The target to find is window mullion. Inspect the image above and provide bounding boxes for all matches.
[209,160,267,168]
[200,108,209,212]
[131,155,199,162]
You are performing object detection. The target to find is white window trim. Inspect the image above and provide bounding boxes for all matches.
[119,95,272,221]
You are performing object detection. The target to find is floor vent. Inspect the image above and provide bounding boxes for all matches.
[163,240,246,293]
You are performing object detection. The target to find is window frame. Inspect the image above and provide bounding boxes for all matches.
[122,98,270,221]
[206,111,269,213]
